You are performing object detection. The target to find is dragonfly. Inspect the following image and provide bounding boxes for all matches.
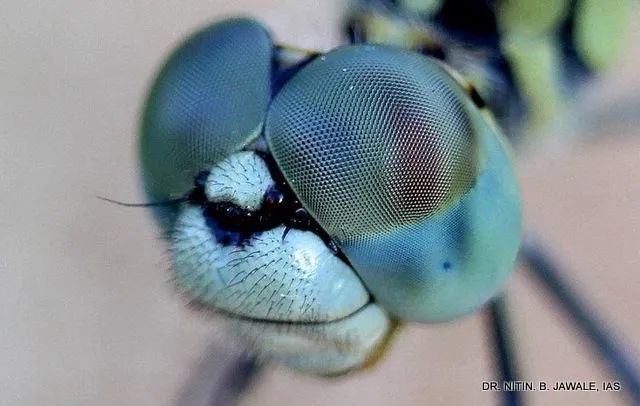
[132,0,639,404]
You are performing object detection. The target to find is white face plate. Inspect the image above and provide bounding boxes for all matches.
[170,151,392,375]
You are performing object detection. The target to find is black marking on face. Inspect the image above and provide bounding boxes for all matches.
[263,185,286,208]
[186,152,347,261]
[203,215,253,246]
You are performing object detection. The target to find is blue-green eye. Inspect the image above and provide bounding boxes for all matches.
[266,45,522,322]
[140,18,272,230]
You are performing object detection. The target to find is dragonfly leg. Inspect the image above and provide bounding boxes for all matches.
[519,236,640,404]
[176,343,262,406]
[487,294,524,406]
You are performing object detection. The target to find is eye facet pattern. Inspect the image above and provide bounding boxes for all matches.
[266,45,521,322]
[140,18,272,230]
[267,45,478,238]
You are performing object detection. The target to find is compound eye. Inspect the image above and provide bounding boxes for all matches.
[266,45,521,322]
[266,45,478,240]
[140,18,272,228]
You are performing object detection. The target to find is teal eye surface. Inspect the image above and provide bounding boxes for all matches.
[140,18,272,230]
[266,45,522,322]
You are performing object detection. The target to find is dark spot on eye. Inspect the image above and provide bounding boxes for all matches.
[443,261,452,271]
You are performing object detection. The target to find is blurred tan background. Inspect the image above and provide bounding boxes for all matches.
[0,1,638,405]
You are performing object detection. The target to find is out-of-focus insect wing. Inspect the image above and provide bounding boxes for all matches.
[139,18,273,231]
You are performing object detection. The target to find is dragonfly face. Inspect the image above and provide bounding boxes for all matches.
[140,17,521,375]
